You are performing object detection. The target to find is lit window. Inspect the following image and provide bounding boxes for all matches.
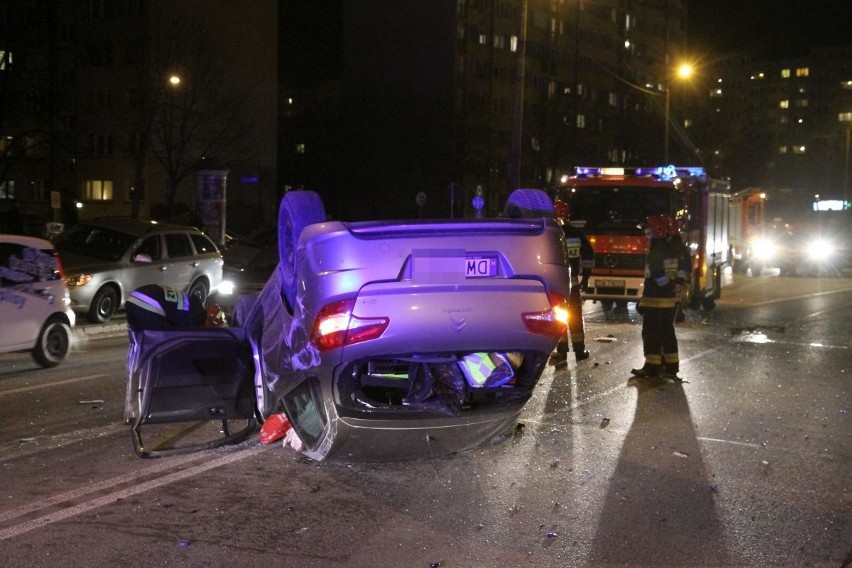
[295,143,305,154]
[780,115,789,124]
[793,145,806,154]
[781,68,790,78]
[709,88,723,97]
[84,180,113,201]
[795,67,809,77]
[779,100,789,109]
[795,99,808,108]
[0,50,11,70]
[510,36,518,52]
[0,180,15,199]
[576,114,586,128]
[608,92,618,107]
[478,33,487,45]
[778,146,787,154]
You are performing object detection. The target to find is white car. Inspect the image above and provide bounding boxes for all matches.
[0,234,76,367]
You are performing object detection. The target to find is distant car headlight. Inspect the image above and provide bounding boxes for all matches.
[752,238,776,260]
[64,273,92,287]
[809,239,835,261]
[218,279,235,295]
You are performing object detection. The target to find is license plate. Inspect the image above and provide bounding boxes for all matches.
[597,279,625,288]
[465,256,497,277]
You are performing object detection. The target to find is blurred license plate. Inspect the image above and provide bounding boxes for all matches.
[465,256,497,277]
[597,279,625,288]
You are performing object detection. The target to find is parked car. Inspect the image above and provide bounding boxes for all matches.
[1,234,75,367]
[54,218,223,323]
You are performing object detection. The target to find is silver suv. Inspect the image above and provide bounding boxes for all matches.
[55,218,223,323]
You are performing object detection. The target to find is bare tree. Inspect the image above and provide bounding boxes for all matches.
[143,10,251,220]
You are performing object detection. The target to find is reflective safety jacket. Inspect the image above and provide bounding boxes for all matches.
[638,238,679,309]
[562,223,594,283]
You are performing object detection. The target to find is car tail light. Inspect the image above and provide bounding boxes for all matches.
[53,251,66,279]
[522,292,569,337]
[310,298,390,352]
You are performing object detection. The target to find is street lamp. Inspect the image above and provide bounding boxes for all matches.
[840,111,852,205]
[664,63,693,164]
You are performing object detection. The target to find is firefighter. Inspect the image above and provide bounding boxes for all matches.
[666,217,692,321]
[554,200,594,362]
[125,284,224,330]
[631,215,681,379]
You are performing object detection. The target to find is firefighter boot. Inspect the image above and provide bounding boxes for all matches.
[630,365,661,378]
[573,344,590,362]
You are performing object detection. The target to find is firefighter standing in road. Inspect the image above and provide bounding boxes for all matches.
[631,215,681,379]
[555,201,594,362]
[667,217,692,321]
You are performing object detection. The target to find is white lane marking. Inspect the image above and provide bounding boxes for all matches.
[0,375,108,397]
[0,444,266,542]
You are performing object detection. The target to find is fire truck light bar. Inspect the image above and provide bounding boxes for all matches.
[573,165,706,181]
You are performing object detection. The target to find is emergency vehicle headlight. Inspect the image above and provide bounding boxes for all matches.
[752,238,776,260]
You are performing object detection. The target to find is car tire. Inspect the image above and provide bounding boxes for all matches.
[31,320,71,368]
[277,190,326,307]
[502,188,554,218]
[87,286,118,323]
[187,279,209,303]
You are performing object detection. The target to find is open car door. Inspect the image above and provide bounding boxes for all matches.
[125,327,257,458]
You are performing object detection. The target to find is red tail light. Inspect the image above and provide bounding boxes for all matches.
[53,251,66,279]
[310,298,390,352]
[522,292,569,337]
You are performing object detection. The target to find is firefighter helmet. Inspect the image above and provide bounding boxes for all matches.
[643,215,674,239]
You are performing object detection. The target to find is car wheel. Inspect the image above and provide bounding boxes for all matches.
[502,188,554,218]
[187,279,209,303]
[87,286,118,323]
[277,190,326,307]
[31,320,71,368]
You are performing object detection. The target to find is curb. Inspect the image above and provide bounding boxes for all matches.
[73,322,128,341]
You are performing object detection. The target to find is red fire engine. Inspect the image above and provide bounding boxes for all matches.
[553,166,732,316]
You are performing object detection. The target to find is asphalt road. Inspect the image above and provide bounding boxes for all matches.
[1,271,850,567]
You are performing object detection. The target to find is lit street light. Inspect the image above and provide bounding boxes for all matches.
[664,63,693,164]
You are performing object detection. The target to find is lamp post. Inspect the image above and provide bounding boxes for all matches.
[663,63,693,164]
[840,112,851,205]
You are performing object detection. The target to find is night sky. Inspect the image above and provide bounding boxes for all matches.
[687,0,852,60]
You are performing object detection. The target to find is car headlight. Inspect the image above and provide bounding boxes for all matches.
[809,239,835,261]
[64,273,92,287]
[218,279,235,295]
[752,238,776,260]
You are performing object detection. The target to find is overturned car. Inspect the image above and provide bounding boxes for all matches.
[126,189,571,460]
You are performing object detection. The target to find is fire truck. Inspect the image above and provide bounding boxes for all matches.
[728,187,769,275]
[553,166,732,316]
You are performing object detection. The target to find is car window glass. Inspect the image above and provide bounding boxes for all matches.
[164,233,194,258]
[190,233,219,255]
[55,225,135,261]
[134,236,162,260]
[0,242,59,285]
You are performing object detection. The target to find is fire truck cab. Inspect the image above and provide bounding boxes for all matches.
[553,166,731,315]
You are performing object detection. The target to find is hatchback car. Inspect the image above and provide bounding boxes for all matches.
[54,218,223,323]
[1,234,76,367]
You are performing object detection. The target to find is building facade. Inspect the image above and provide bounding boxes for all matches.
[0,0,277,236]
[281,0,689,220]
